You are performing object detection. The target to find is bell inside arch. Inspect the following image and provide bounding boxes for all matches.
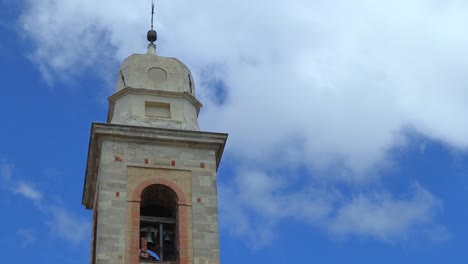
[146,231,155,244]
[164,230,171,241]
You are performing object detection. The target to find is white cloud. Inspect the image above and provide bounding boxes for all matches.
[14,182,43,202]
[328,184,442,241]
[46,207,90,244]
[17,0,465,244]
[219,170,336,247]
[18,0,468,176]
[220,171,445,245]
[19,188,91,245]
[1,166,90,245]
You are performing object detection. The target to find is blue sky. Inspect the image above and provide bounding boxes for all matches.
[1,0,468,263]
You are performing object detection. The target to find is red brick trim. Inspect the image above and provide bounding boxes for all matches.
[130,179,189,264]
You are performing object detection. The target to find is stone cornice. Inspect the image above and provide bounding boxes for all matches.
[107,87,203,123]
[82,122,228,209]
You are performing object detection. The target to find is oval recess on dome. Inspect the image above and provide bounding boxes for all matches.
[147,67,168,84]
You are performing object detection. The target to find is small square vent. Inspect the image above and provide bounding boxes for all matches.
[145,102,171,118]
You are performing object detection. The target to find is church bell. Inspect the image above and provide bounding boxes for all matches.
[146,232,155,244]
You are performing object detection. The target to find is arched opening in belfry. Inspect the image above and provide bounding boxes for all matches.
[139,184,178,262]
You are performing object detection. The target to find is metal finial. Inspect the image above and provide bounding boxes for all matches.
[147,0,157,43]
[151,0,154,30]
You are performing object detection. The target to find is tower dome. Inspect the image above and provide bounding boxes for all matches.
[108,44,202,131]
[116,46,196,95]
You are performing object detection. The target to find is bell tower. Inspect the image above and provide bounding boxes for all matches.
[82,3,228,264]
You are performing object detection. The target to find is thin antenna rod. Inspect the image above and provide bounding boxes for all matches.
[147,0,157,45]
[151,0,155,30]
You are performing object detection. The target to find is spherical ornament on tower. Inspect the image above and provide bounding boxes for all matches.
[147,29,157,43]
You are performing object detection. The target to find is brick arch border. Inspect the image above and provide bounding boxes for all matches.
[130,178,189,264]
[131,178,188,204]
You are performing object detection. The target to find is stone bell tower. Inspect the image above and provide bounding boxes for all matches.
[82,5,227,264]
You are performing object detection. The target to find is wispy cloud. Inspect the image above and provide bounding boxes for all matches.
[328,184,443,241]
[14,182,43,202]
[220,171,446,246]
[46,206,90,244]
[1,163,90,245]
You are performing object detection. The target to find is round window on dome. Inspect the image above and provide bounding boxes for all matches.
[148,67,168,84]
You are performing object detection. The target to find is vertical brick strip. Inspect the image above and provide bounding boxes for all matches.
[130,202,140,264]
[178,205,189,264]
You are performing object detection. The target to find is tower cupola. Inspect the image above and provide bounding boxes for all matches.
[107,2,201,131]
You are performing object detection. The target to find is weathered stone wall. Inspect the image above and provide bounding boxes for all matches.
[95,140,127,264]
[94,137,220,264]
[111,92,201,131]
[191,150,220,264]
